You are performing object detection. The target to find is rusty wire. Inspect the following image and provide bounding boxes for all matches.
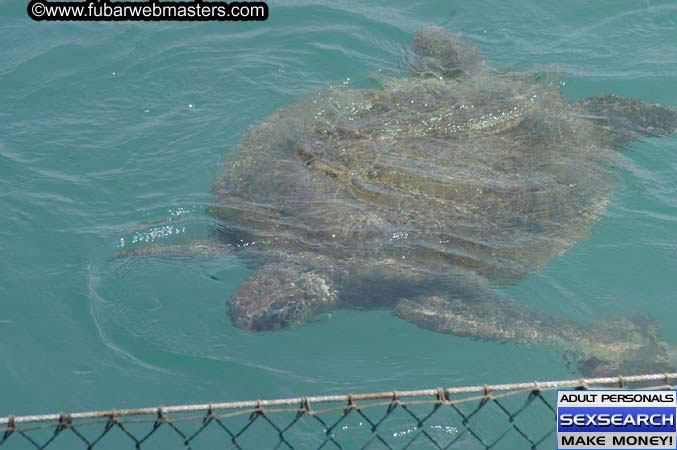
[0,372,674,449]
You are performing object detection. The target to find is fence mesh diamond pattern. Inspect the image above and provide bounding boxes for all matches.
[1,373,674,449]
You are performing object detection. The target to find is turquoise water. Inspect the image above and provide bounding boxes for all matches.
[1,0,676,447]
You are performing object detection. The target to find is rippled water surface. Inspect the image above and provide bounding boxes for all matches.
[1,0,676,448]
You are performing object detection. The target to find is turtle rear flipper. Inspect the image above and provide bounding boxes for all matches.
[228,264,338,331]
[577,94,677,147]
[410,26,485,78]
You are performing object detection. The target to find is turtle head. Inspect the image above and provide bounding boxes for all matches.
[410,26,485,78]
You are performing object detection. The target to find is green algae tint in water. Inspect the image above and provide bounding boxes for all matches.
[1,0,676,449]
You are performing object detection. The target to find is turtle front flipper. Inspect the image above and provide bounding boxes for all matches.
[576,94,677,147]
[394,296,584,344]
[395,296,672,376]
[577,316,673,377]
[114,240,231,260]
[229,264,338,331]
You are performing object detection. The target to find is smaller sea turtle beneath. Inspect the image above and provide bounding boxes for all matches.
[118,27,677,376]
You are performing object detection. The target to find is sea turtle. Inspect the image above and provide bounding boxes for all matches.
[119,27,677,376]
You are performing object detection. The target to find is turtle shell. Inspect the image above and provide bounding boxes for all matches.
[210,70,617,284]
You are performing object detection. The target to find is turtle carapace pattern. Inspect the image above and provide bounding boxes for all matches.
[122,27,677,376]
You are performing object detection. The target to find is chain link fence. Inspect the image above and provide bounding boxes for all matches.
[1,373,675,450]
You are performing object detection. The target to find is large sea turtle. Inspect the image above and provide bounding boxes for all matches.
[120,27,677,376]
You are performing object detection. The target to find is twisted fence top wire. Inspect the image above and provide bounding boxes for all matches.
[2,372,675,426]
